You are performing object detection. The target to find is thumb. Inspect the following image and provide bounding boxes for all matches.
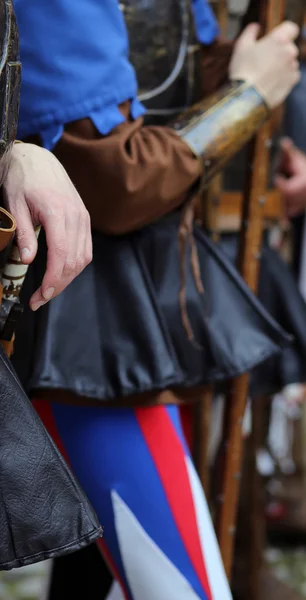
[277,137,295,173]
[280,137,295,155]
[274,173,292,193]
[10,198,38,264]
[235,23,260,52]
[280,137,305,172]
[270,21,300,43]
[274,173,305,196]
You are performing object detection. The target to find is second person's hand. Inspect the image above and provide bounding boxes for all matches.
[229,21,300,109]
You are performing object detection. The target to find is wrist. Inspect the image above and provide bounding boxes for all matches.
[170,81,270,184]
[229,76,271,112]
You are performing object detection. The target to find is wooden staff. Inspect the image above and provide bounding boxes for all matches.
[194,384,214,496]
[194,0,229,500]
[215,0,286,578]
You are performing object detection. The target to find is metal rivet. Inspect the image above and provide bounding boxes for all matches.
[259,196,266,205]
[228,526,236,535]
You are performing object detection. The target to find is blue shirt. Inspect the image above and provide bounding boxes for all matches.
[14,0,219,149]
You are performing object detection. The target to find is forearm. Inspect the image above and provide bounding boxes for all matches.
[170,81,269,186]
[0,146,13,188]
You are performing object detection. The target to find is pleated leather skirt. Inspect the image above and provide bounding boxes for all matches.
[12,213,295,403]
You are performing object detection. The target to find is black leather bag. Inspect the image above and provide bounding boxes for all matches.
[0,343,101,570]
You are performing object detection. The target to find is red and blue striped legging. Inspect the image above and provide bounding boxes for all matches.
[34,400,231,600]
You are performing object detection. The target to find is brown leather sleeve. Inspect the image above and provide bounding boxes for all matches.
[54,80,268,236]
[53,111,202,235]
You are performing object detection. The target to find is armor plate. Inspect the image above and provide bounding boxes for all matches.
[121,0,200,123]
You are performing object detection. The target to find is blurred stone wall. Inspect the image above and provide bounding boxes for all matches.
[227,0,249,38]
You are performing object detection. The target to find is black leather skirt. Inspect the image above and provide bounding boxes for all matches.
[12,213,293,402]
[221,234,306,395]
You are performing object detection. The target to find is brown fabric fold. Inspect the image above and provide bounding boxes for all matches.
[53,104,201,235]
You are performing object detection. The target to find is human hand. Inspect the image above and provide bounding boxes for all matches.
[274,137,306,218]
[2,143,92,310]
[229,21,300,109]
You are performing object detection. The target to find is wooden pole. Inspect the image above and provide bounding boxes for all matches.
[194,384,214,497]
[215,0,286,579]
[194,0,229,500]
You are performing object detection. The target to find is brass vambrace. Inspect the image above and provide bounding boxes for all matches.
[169,81,270,188]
